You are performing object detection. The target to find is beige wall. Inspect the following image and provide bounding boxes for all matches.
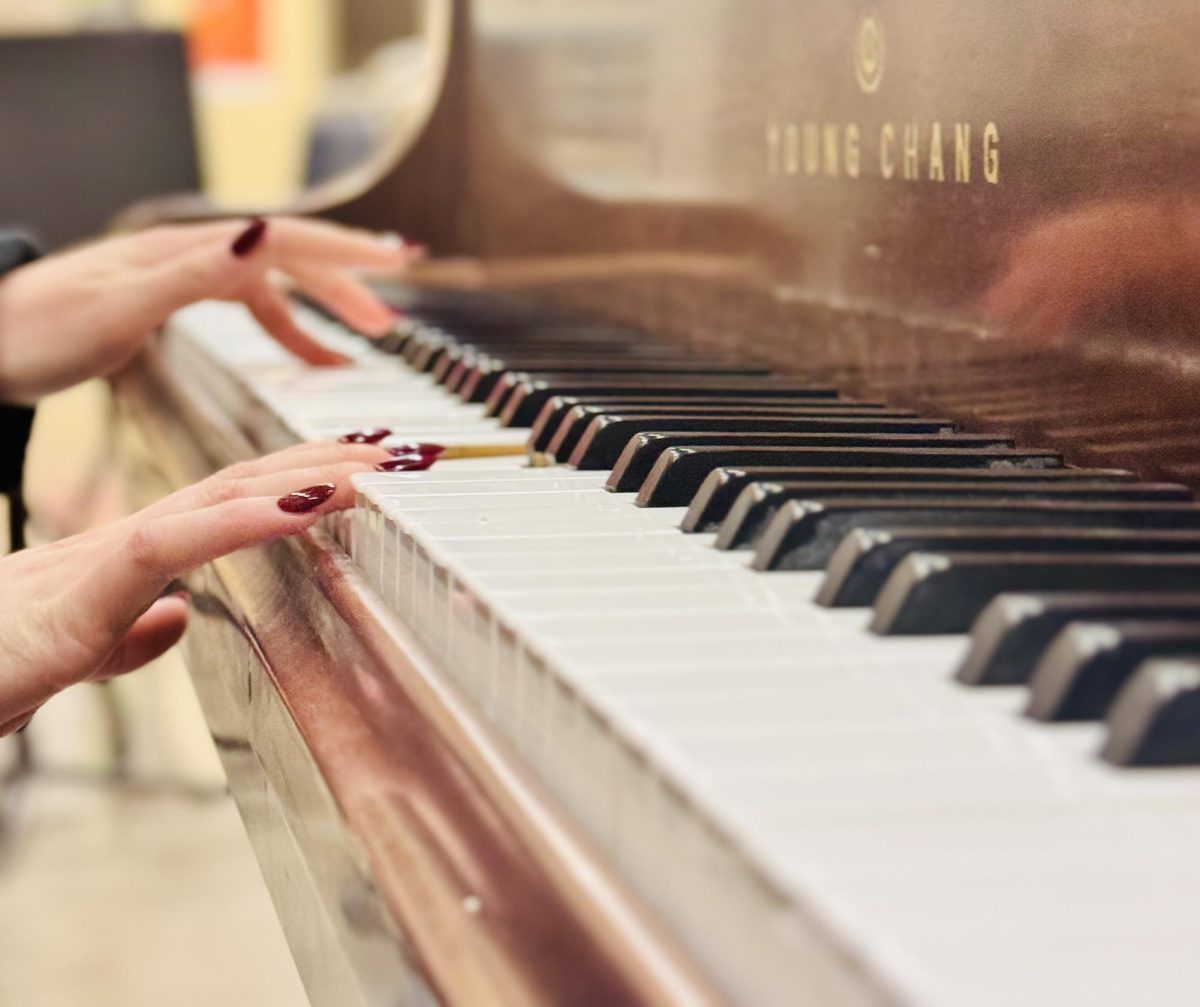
[139,0,341,207]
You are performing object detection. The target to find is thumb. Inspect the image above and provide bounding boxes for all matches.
[92,595,189,681]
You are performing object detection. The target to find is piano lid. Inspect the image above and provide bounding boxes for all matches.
[437,0,1200,483]
[127,0,1200,479]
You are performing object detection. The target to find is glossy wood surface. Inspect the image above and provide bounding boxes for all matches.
[321,0,1200,483]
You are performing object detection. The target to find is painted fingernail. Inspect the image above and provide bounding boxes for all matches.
[375,456,436,472]
[339,427,391,444]
[231,216,267,257]
[387,442,445,457]
[278,483,336,513]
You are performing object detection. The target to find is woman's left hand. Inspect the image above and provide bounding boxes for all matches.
[0,439,390,734]
[0,216,420,403]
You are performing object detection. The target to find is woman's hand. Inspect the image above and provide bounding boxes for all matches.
[0,216,419,403]
[0,440,389,733]
[982,198,1200,340]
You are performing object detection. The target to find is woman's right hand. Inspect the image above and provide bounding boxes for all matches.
[0,216,420,404]
[0,440,390,733]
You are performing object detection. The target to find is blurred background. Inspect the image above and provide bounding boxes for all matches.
[0,2,421,1004]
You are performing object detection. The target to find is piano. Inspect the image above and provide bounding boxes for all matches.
[112,1,1200,1004]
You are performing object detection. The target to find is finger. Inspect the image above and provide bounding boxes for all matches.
[90,488,343,624]
[128,221,247,260]
[147,458,377,519]
[244,280,352,366]
[264,217,415,270]
[92,595,189,680]
[287,263,396,336]
[218,441,390,478]
[132,443,389,522]
[133,219,414,269]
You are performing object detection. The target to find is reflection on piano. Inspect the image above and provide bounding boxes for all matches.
[115,1,1200,1004]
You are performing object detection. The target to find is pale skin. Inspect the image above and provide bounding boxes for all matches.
[0,216,420,402]
[0,216,415,732]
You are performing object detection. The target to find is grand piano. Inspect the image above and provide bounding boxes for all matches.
[114,1,1200,1004]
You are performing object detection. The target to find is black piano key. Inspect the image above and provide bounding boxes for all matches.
[442,345,686,389]
[1026,620,1200,721]
[537,403,915,458]
[957,592,1200,686]
[1101,658,1200,766]
[492,378,839,426]
[433,338,676,383]
[818,529,1200,608]
[529,398,910,453]
[568,423,987,471]
[405,332,453,371]
[375,322,411,355]
[711,477,1190,543]
[719,480,1195,552]
[753,500,1200,573]
[679,466,1141,531]
[404,324,635,370]
[624,444,1064,502]
[870,553,1200,636]
[454,354,717,400]
[467,362,776,405]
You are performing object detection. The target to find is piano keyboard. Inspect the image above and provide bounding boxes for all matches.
[169,292,1200,1007]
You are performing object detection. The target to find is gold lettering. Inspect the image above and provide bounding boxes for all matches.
[844,122,861,179]
[768,117,1001,187]
[880,123,896,179]
[983,122,1000,184]
[822,124,840,177]
[954,123,971,183]
[803,123,821,176]
[782,124,801,175]
[928,122,945,182]
[902,124,919,180]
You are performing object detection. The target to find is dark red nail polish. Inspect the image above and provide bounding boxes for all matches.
[231,216,267,257]
[387,442,445,457]
[375,456,436,472]
[278,482,336,513]
[339,427,391,444]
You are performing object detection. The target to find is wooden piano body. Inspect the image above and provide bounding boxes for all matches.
[115,1,1200,1004]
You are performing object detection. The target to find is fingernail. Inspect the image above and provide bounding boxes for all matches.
[387,442,445,457]
[339,427,391,444]
[231,216,267,257]
[378,231,408,250]
[169,589,191,604]
[278,483,336,513]
[375,456,436,472]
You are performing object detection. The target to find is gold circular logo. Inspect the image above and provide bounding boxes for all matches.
[854,12,885,94]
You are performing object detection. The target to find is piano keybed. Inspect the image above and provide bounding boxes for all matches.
[167,291,1200,1007]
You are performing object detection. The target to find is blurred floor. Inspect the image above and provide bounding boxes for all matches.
[0,385,307,1006]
